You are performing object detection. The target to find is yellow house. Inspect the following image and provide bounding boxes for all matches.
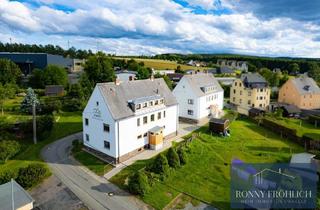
[278,75,320,110]
[230,73,270,115]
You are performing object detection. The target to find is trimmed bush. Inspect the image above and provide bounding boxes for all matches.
[149,154,170,175]
[16,163,48,189]
[177,148,188,165]
[63,98,83,111]
[0,170,18,185]
[127,171,150,196]
[0,140,21,163]
[167,147,180,168]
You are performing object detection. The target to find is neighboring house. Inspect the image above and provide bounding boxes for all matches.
[278,75,320,110]
[218,66,235,75]
[217,59,248,72]
[167,73,184,85]
[230,73,270,115]
[0,52,73,75]
[172,73,224,123]
[45,85,65,96]
[115,70,137,82]
[153,69,175,75]
[82,78,178,164]
[0,179,34,210]
[70,59,85,72]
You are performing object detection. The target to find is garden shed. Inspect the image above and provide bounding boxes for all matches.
[209,118,230,134]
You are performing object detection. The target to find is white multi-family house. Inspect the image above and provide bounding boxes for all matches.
[82,78,178,164]
[172,73,224,122]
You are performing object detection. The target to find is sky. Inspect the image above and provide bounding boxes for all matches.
[1,0,320,57]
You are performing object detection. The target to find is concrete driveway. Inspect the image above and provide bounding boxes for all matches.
[41,132,150,210]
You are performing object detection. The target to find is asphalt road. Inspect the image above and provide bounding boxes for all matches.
[41,132,150,210]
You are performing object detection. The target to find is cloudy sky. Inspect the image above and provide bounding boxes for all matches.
[1,0,320,57]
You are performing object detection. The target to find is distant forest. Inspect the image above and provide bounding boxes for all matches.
[152,53,320,75]
[0,42,94,59]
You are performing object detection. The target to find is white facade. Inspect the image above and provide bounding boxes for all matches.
[116,72,136,82]
[83,80,178,163]
[173,74,224,121]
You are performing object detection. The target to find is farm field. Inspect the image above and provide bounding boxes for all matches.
[114,57,209,71]
[110,118,305,210]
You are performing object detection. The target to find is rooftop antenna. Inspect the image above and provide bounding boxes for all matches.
[67,40,70,49]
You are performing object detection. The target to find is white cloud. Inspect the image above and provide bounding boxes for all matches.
[0,0,319,57]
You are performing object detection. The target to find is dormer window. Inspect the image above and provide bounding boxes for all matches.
[155,100,159,105]
[160,99,164,104]
[136,104,141,110]
[149,101,153,106]
[143,103,147,108]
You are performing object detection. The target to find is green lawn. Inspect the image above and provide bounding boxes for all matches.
[72,142,113,176]
[0,111,83,174]
[110,118,304,210]
[265,117,320,140]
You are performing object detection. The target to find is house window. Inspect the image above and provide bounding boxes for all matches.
[235,82,237,86]
[149,101,153,106]
[233,89,236,94]
[260,88,263,92]
[239,99,242,104]
[85,134,89,141]
[160,99,164,104]
[137,118,140,126]
[85,118,89,126]
[143,132,148,137]
[155,100,159,105]
[143,103,147,108]
[96,101,99,106]
[260,96,263,100]
[239,83,242,87]
[104,141,110,149]
[136,104,141,110]
[103,123,110,132]
[248,91,251,96]
[240,91,242,95]
[248,100,251,105]
[143,116,148,124]
[259,104,262,107]
[233,97,235,102]
[137,135,142,139]
[151,114,155,122]
[158,112,161,120]
[188,110,194,115]
[163,111,166,118]
[188,99,194,104]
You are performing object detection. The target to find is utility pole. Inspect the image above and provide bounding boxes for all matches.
[32,102,37,144]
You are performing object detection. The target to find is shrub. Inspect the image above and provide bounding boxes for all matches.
[177,147,188,165]
[167,147,180,168]
[127,171,150,196]
[0,170,18,185]
[149,154,170,175]
[0,140,21,162]
[63,98,83,111]
[16,163,48,189]
[40,100,62,114]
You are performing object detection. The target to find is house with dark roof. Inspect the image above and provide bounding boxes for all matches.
[167,73,184,85]
[278,75,320,110]
[230,73,270,115]
[45,85,65,96]
[172,73,224,122]
[82,78,178,164]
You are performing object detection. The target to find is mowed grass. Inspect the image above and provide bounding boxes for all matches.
[114,57,209,71]
[110,118,304,210]
[72,143,113,176]
[265,117,320,140]
[0,111,83,173]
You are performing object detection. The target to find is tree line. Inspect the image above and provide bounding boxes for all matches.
[0,42,94,59]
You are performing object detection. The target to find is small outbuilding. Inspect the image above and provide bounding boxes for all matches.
[45,85,65,97]
[0,179,34,210]
[209,118,230,134]
[248,108,265,118]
